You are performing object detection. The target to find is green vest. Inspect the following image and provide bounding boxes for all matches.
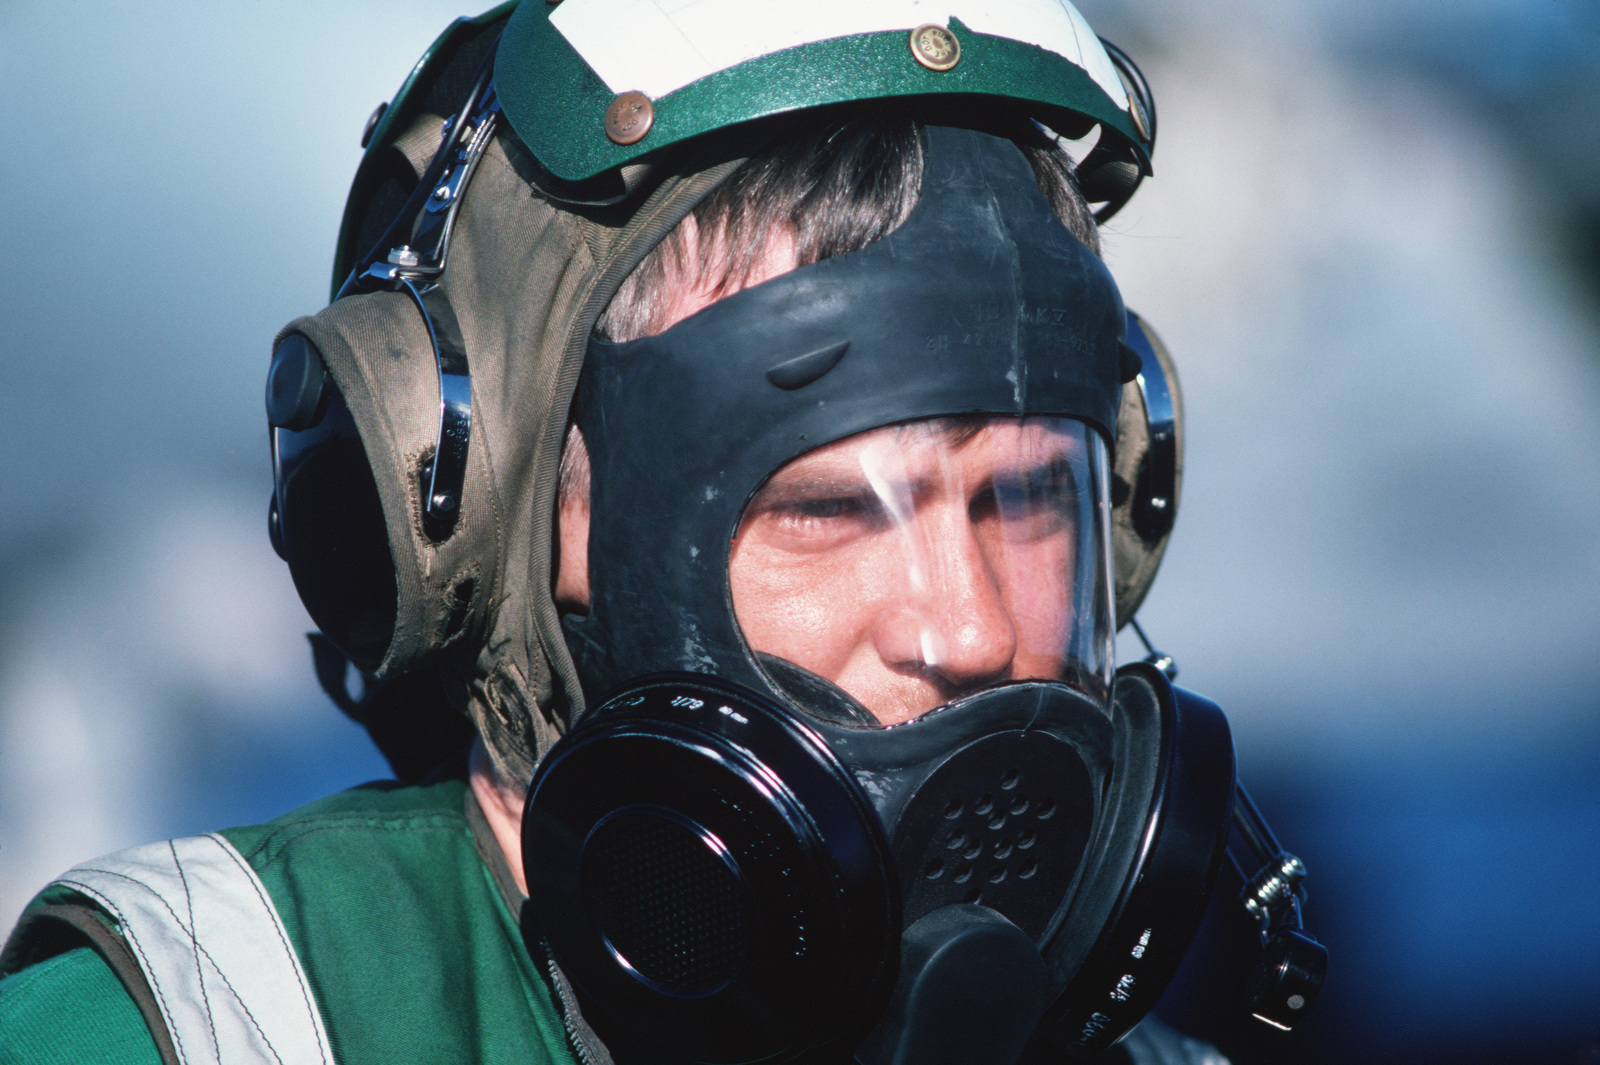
[0,780,579,1065]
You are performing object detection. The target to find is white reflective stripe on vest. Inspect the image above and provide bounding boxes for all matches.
[51,833,333,1065]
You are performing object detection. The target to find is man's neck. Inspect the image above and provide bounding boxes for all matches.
[469,737,529,897]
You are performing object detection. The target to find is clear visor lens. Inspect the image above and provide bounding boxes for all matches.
[731,416,1114,726]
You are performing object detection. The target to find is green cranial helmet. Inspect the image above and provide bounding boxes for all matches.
[338,0,1154,289]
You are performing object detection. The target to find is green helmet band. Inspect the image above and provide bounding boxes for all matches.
[495,0,1152,184]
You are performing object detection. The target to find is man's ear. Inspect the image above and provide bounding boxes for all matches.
[554,427,591,613]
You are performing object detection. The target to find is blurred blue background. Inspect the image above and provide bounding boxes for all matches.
[2,2,1597,1062]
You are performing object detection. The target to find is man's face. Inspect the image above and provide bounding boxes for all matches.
[557,230,1107,726]
[730,417,1090,725]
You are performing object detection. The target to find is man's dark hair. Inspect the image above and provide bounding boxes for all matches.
[594,115,1100,343]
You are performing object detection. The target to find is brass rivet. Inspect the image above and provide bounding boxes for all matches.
[909,24,961,72]
[604,91,654,145]
[1127,90,1151,143]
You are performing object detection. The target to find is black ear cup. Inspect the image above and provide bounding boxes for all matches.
[265,333,329,432]
[1077,159,1143,209]
[266,24,502,674]
[269,333,397,670]
[522,675,899,1065]
[268,24,505,678]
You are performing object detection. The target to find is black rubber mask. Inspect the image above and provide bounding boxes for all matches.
[564,124,1128,717]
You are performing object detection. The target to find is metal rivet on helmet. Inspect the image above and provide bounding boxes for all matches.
[604,91,654,145]
[909,25,961,72]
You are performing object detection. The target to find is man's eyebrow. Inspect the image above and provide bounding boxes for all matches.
[748,473,880,506]
[996,453,1076,478]
[990,455,1080,496]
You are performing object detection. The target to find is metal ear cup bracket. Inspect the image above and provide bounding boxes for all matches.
[1229,785,1329,1031]
[338,40,502,542]
[392,276,472,541]
[1124,311,1178,546]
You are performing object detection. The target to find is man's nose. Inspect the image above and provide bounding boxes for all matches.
[874,507,1017,692]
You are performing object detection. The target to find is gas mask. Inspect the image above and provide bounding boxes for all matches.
[520,127,1324,1065]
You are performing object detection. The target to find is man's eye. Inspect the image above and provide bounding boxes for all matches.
[978,463,1077,536]
[754,492,888,548]
[793,497,863,519]
[993,478,1065,514]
